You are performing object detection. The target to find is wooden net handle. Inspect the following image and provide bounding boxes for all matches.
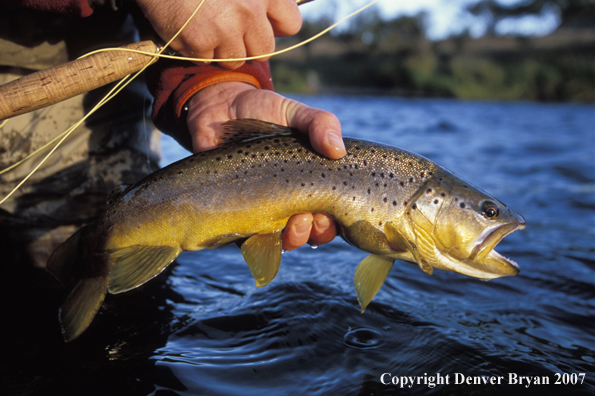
[0,40,160,121]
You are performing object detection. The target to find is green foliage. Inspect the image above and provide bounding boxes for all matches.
[271,13,594,102]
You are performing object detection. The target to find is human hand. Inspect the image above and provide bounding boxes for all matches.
[186,81,346,250]
[134,0,302,69]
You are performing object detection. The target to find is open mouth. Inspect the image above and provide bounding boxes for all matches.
[468,218,525,278]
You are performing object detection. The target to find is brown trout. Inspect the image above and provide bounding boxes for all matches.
[47,119,525,341]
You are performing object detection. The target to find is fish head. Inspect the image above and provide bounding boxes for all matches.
[404,173,525,280]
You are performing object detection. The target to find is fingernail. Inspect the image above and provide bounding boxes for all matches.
[314,215,332,230]
[328,131,346,153]
[295,221,311,236]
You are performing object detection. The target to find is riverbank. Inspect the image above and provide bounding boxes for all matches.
[271,27,595,102]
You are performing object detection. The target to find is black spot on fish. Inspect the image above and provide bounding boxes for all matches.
[384,183,387,187]
[441,193,446,197]
[286,180,289,183]
[281,168,285,172]
[368,188,371,194]
[343,182,348,186]
[420,172,425,178]
[216,157,221,161]
[372,172,376,177]
[389,173,394,178]
[371,208,374,212]
[393,201,397,206]
[427,188,432,194]
[364,160,368,166]
[353,197,356,201]
[404,201,408,206]
[400,182,404,187]
[409,178,414,183]
[434,199,439,204]
[460,202,466,208]
[463,185,468,189]
[264,146,270,150]
[228,155,233,159]
[355,146,360,150]
[383,197,387,203]
[412,203,417,209]
[332,186,336,190]
[454,198,459,202]
[178,171,183,175]
[301,183,305,187]
[321,173,326,178]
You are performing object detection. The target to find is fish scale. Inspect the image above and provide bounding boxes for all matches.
[47,119,524,342]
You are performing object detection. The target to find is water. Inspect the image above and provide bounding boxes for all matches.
[2,97,594,395]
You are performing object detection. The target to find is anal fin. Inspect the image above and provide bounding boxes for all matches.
[240,231,282,287]
[60,276,110,342]
[354,254,395,313]
[108,245,182,294]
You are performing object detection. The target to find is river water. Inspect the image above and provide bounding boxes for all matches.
[3,96,594,395]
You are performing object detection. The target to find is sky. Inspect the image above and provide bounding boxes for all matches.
[299,0,560,40]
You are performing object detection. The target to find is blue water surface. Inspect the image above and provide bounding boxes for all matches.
[3,97,594,395]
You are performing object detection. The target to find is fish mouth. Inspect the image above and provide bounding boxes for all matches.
[467,214,525,279]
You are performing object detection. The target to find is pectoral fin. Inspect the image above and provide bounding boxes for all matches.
[385,222,432,275]
[354,254,395,313]
[240,231,283,287]
[108,245,182,293]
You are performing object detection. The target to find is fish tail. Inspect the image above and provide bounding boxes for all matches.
[47,226,110,342]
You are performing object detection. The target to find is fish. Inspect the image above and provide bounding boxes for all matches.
[47,119,525,341]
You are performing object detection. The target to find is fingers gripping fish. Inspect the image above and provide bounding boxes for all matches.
[47,119,525,341]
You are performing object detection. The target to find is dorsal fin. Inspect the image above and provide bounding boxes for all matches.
[219,119,298,146]
[106,184,132,205]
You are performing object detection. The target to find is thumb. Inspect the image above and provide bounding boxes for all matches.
[285,102,346,160]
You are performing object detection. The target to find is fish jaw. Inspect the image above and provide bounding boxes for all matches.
[465,215,525,279]
[430,214,525,280]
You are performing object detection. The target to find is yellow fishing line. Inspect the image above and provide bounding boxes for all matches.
[0,0,377,204]
[0,0,207,204]
[83,0,379,64]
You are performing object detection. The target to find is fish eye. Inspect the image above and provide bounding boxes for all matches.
[482,201,500,219]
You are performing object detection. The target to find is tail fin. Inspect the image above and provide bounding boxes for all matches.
[47,226,110,342]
